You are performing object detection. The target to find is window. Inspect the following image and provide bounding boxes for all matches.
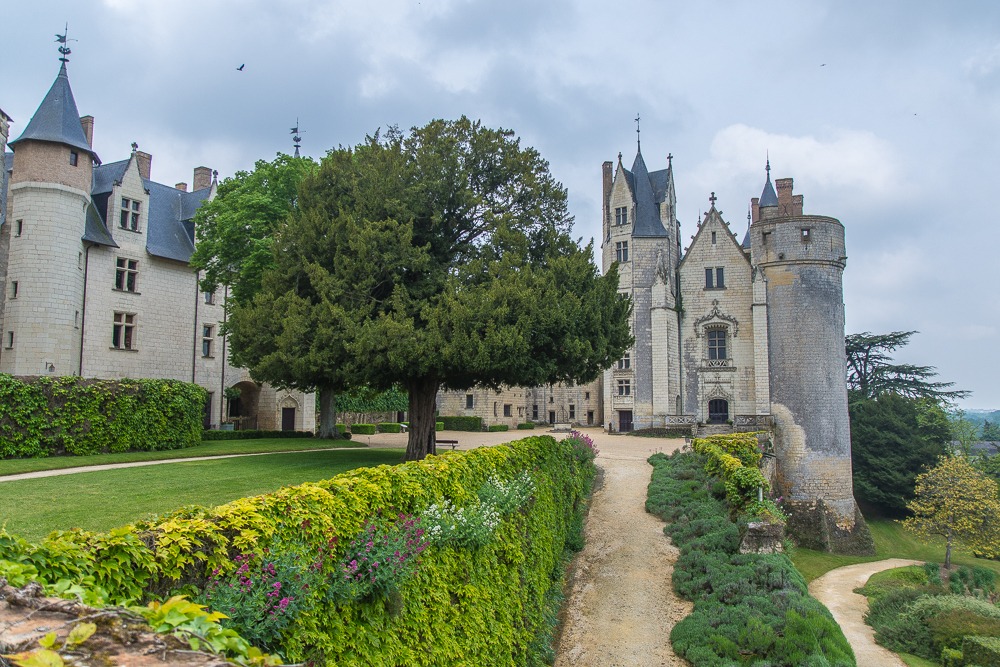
[801,228,811,242]
[707,329,727,360]
[518,406,524,417]
[617,379,631,396]
[503,404,512,417]
[549,396,554,403]
[74,310,79,329]
[615,241,629,262]
[119,197,141,231]
[4,331,12,349]
[705,267,725,289]
[112,312,136,350]
[615,206,628,226]
[202,325,214,357]
[762,231,771,246]
[78,252,83,269]
[585,391,590,400]
[203,290,216,305]
[617,352,631,370]
[9,281,17,299]
[532,404,538,420]
[466,394,474,409]
[15,220,22,237]
[711,231,717,244]
[569,405,576,420]
[69,151,78,166]
[115,258,138,292]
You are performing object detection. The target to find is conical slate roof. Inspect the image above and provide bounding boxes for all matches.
[630,150,668,237]
[10,63,98,161]
[759,161,778,207]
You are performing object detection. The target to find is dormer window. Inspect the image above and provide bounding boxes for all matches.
[120,197,141,232]
[69,151,78,167]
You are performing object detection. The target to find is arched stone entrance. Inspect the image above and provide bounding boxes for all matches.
[226,381,260,430]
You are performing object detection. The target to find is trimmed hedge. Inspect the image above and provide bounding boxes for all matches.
[202,429,315,441]
[0,374,206,459]
[517,423,536,430]
[435,421,445,432]
[488,424,510,432]
[377,422,403,433]
[439,415,483,431]
[963,635,1000,666]
[0,435,594,666]
[351,423,376,435]
[647,450,855,666]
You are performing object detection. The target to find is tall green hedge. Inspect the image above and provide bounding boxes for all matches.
[0,435,592,666]
[440,415,483,431]
[202,430,315,441]
[0,374,206,458]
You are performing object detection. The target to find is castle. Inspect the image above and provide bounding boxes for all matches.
[0,58,314,432]
[442,144,871,553]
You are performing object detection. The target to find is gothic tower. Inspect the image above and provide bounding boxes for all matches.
[0,61,99,376]
[749,164,873,554]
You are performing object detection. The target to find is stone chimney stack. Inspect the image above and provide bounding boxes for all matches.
[79,116,94,147]
[193,166,213,191]
[175,182,188,192]
[751,197,760,224]
[776,178,794,215]
[135,151,152,180]
[792,194,804,216]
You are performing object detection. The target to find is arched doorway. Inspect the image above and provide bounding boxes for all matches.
[708,399,729,424]
[227,381,260,430]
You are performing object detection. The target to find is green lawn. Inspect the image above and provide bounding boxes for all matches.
[0,438,362,477]
[0,448,404,542]
[791,518,1000,582]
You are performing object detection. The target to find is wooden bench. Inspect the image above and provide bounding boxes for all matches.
[437,439,459,451]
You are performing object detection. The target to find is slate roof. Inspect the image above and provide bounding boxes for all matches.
[92,159,129,195]
[629,151,668,237]
[742,229,751,248]
[759,170,778,207]
[143,179,207,262]
[9,64,100,163]
[83,200,118,247]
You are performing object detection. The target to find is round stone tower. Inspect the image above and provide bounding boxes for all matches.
[749,164,873,555]
[1,61,99,377]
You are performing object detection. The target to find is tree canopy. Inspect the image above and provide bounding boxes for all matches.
[226,118,632,459]
[846,331,969,403]
[190,154,317,307]
[901,455,1000,568]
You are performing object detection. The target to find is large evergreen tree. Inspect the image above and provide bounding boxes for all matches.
[227,118,632,460]
[846,331,969,403]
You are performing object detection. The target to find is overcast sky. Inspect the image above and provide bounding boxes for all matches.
[5,1,999,409]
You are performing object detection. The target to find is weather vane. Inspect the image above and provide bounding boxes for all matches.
[635,113,641,152]
[55,23,76,63]
[290,119,304,157]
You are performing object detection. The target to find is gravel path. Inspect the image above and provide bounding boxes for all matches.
[555,434,692,667]
[808,558,923,667]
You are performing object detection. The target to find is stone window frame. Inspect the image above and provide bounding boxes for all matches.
[617,379,631,396]
[112,311,137,351]
[203,289,216,305]
[615,240,629,263]
[706,326,728,361]
[9,281,17,299]
[4,331,13,349]
[14,219,23,237]
[119,197,142,232]
[569,404,576,420]
[615,206,628,226]
[114,257,139,293]
[532,404,538,420]
[617,352,631,370]
[202,324,215,358]
[69,151,79,167]
[704,266,725,289]
[465,394,474,409]
[503,404,512,418]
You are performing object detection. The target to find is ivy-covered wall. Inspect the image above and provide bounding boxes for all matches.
[0,374,207,458]
[0,435,594,666]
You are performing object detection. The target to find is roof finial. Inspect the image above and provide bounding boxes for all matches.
[55,23,75,64]
[709,192,717,208]
[667,152,673,168]
[290,118,304,158]
[634,113,641,152]
[130,141,138,154]
[212,169,218,183]
[766,152,771,177]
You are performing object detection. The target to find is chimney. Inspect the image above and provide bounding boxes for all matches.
[602,160,613,230]
[776,178,794,214]
[751,197,760,224]
[175,182,188,192]
[792,194,804,216]
[135,151,152,180]
[79,116,94,147]
[193,166,212,191]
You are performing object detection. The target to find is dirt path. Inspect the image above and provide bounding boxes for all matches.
[555,434,692,667]
[808,558,922,667]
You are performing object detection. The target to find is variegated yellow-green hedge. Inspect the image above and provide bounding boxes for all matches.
[692,432,769,507]
[0,374,206,459]
[0,435,593,666]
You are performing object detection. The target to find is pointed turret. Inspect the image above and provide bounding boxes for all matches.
[630,150,668,237]
[10,63,99,163]
[759,159,777,208]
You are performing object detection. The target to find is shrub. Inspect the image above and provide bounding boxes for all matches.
[439,415,483,431]
[376,422,402,433]
[202,429,315,441]
[648,450,853,666]
[963,636,1000,666]
[629,426,693,438]
[4,435,594,666]
[488,424,509,432]
[351,423,376,435]
[435,421,444,431]
[692,433,771,509]
[0,375,206,458]
[517,423,536,430]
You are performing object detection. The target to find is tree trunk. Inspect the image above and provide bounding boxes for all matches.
[405,378,439,461]
[318,386,338,438]
[945,533,952,570]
